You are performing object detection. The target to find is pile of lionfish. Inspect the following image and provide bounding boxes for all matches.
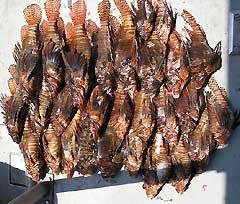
[1,0,239,198]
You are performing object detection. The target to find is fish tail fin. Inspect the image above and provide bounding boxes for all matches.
[69,0,87,25]
[44,0,61,21]
[98,0,111,22]
[23,4,42,25]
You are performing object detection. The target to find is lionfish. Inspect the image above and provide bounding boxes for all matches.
[1,4,45,181]
[126,0,173,177]
[142,132,171,198]
[165,30,190,99]
[142,85,176,198]
[174,9,222,135]
[38,0,65,129]
[40,0,65,174]
[207,77,237,148]
[41,47,64,174]
[1,4,42,144]
[171,136,192,194]
[20,104,45,181]
[126,89,154,176]
[171,10,222,193]
[97,0,138,177]
[61,0,96,177]
[187,107,215,173]
[86,0,120,177]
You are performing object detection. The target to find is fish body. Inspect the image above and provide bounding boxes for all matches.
[154,85,179,151]
[42,122,62,174]
[175,80,206,137]
[76,113,99,176]
[1,4,43,144]
[187,108,215,172]
[165,31,190,99]
[51,87,75,138]
[20,106,45,181]
[99,86,132,177]
[60,52,89,177]
[61,109,81,177]
[143,133,171,198]
[39,48,64,129]
[171,137,192,194]
[208,77,234,130]
[107,3,138,172]
[95,0,114,93]
[126,89,155,176]
[206,82,234,148]
[132,0,155,41]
